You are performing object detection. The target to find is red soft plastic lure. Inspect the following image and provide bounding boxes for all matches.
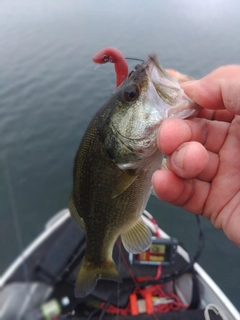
[92,47,128,87]
[93,47,192,88]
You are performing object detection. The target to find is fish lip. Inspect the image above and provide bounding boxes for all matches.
[143,54,202,117]
[144,54,178,85]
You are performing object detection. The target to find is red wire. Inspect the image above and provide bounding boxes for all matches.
[149,215,162,280]
[100,219,188,316]
[116,240,139,288]
[154,266,162,280]
[101,284,187,315]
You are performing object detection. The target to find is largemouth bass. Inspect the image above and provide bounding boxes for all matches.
[69,54,200,298]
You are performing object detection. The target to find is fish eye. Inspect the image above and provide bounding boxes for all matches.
[123,84,139,102]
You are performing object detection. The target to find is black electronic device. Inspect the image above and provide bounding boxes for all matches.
[129,237,178,266]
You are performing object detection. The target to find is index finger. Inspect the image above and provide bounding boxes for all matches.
[158,118,229,155]
[197,109,235,122]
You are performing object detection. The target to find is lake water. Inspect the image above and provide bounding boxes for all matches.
[1,0,240,310]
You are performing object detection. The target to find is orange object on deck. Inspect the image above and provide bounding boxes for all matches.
[145,292,154,314]
[129,293,139,315]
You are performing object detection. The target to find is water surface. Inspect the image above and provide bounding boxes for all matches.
[1,0,240,310]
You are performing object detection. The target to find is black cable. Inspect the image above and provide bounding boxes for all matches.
[85,308,101,320]
[125,57,144,62]
[194,216,205,262]
[176,216,205,269]
[138,215,205,287]
[98,300,111,320]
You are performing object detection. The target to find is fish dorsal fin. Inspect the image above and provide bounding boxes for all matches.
[112,169,138,199]
[121,217,152,254]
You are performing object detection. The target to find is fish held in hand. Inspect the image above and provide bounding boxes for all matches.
[69,54,201,298]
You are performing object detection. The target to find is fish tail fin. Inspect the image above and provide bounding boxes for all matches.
[75,256,121,298]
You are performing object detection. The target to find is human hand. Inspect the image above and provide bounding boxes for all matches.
[152,65,240,246]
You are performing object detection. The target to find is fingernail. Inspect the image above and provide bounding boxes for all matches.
[172,147,185,170]
[181,80,199,101]
[181,79,198,89]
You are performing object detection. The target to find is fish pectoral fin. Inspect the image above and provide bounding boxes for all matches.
[75,256,121,298]
[69,194,85,230]
[112,169,138,199]
[121,217,152,254]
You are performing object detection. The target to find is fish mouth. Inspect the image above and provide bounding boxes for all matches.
[109,55,201,163]
[144,55,202,119]
[144,55,178,88]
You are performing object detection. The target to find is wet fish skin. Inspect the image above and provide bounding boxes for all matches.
[69,55,201,298]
